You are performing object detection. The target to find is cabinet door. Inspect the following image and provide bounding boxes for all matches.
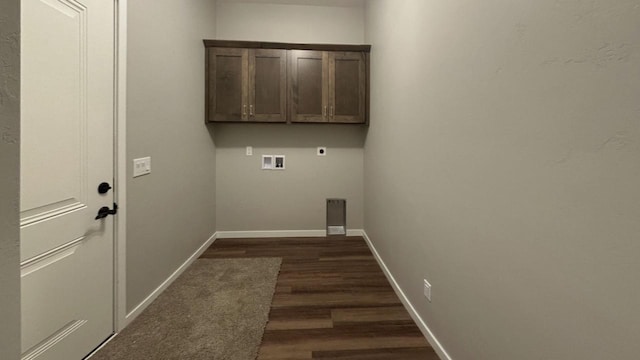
[207,48,248,122]
[290,50,328,123]
[249,49,287,122]
[329,52,366,123]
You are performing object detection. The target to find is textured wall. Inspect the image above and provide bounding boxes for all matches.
[216,1,364,44]
[214,1,366,232]
[0,0,21,358]
[126,0,217,311]
[364,1,640,359]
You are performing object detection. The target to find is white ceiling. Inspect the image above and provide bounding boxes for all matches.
[216,0,365,8]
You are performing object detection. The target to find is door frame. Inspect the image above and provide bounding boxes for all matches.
[114,0,128,332]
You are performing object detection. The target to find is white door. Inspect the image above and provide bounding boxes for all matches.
[20,0,115,359]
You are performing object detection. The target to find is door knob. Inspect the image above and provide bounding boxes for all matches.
[95,203,118,220]
[98,182,112,194]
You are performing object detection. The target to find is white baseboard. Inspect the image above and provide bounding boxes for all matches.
[85,331,116,359]
[123,231,218,325]
[216,229,364,238]
[361,231,453,360]
[347,229,364,236]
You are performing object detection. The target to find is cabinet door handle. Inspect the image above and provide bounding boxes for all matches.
[243,105,247,117]
[250,105,254,116]
[323,106,327,118]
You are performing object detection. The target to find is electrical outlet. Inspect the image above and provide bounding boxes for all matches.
[133,157,151,177]
[424,279,432,302]
[246,146,253,156]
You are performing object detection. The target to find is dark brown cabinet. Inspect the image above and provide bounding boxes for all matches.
[290,50,366,123]
[207,48,286,122]
[289,50,326,123]
[250,49,287,122]
[330,52,367,124]
[207,48,246,122]
[204,40,370,124]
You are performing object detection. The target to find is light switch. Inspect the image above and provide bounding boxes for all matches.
[133,157,151,177]
[246,146,253,156]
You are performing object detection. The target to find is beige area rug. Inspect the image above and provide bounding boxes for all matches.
[92,258,282,360]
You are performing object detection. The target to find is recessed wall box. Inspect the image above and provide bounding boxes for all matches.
[262,155,273,169]
[326,199,346,236]
[274,155,285,170]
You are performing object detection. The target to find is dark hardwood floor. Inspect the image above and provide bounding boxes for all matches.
[201,236,439,359]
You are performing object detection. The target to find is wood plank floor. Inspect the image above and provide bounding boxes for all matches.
[201,236,439,359]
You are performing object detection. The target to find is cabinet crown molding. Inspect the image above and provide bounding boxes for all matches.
[203,39,371,53]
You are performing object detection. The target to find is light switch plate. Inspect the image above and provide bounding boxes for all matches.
[424,279,432,302]
[246,146,253,156]
[133,157,151,177]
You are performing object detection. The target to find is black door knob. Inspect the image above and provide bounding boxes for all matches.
[95,203,118,220]
[98,182,112,194]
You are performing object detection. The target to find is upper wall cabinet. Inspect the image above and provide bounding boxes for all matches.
[251,49,287,122]
[204,40,371,124]
[289,50,326,123]
[290,50,366,124]
[206,47,287,122]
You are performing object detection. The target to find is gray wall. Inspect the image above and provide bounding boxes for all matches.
[364,1,640,359]
[126,0,217,311]
[0,0,21,358]
[215,125,365,231]
[214,1,366,231]
[216,1,364,44]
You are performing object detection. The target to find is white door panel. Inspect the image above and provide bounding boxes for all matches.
[21,0,115,358]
